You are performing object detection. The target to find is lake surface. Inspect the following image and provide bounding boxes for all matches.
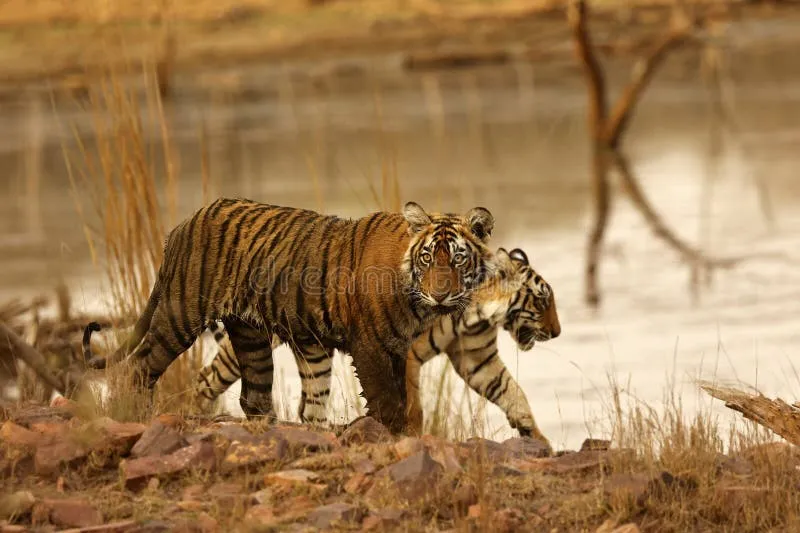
[1,22,799,449]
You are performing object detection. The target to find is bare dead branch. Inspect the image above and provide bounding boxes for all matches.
[609,150,740,270]
[606,30,694,147]
[701,382,800,447]
[0,320,67,396]
[568,0,607,131]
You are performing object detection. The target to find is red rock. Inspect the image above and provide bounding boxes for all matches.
[181,484,205,501]
[519,450,615,476]
[52,519,139,532]
[361,508,406,530]
[130,421,187,458]
[86,418,148,455]
[502,437,552,458]
[428,444,463,475]
[459,438,509,462]
[34,438,90,476]
[206,482,246,505]
[121,441,216,490]
[244,505,276,527]
[263,426,338,456]
[221,435,288,472]
[494,508,525,533]
[154,413,184,429]
[371,450,444,502]
[344,472,371,495]
[39,498,103,528]
[393,437,424,460]
[338,416,393,446]
[307,502,363,529]
[603,473,651,506]
[213,424,253,444]
[581,438,611,452]
[353,458,376,475]
[0,421,40,449]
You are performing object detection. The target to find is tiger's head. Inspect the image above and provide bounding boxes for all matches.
[402,201,495,314]
[497,247,561,350]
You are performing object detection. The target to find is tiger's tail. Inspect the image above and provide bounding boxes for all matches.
[83,278,162,370]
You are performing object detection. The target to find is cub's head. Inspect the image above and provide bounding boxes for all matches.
[497,248,561,350]
[402,201,495,314]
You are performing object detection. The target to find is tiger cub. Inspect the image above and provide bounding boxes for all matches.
[193,247,560,443]
[83,198,495,433]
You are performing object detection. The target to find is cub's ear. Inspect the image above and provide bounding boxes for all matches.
[403,202,432,235]
[494,247,511,262]
[508,248,529,266]
[465,207,494,242]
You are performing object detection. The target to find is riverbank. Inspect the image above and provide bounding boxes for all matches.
[2,400,799,532]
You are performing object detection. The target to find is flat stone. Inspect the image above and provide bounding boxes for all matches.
[581,438,611,452]
[38,498,103,528]
[221,435,288,472]
[502,437,552,459]
[393,437,424,460]
[34,438,90,476]
[492,464,525,477]
[338,416,392,446]
[459,438,510,462]
[213,424,254,444]
[372,450,444,502]
[263,426,338,457]
[1,421,45,449]
[265,469,319,484]
[307,502,362,529]
[50,520,139,532]
[131,421,187,458]
[121,441,216,490]
[361,508,406,531]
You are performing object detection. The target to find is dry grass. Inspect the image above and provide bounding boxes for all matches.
[62,64,207,421]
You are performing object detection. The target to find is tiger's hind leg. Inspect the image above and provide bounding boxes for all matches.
[132,302,202,389]
[292,344,334,427]
[221,316,276,420]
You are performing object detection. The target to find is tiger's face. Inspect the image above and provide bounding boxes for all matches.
[499,248,561,351]
[402,201,495,314]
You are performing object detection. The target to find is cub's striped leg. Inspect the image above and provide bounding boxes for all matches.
[221,317,276,419]
[405,315,460,435]
[292,344,334,426]
[446,338,548,448]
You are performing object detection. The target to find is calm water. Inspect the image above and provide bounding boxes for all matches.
[1,26,799,449]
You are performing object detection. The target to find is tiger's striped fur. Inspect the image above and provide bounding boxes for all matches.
[193,247,560,443]
[83,198,495,433]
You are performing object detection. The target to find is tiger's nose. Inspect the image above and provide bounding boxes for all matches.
[550,324,561,339]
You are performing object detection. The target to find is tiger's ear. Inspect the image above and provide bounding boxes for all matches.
[509,248,529,265]
[465,207,494,242]
[403,201,432,235]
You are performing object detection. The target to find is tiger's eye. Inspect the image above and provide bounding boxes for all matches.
[421,252,432,264]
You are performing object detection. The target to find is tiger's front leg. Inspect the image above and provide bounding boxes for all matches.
[350,340,407,434]
[446,345,550,450]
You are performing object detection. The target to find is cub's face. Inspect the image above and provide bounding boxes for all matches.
[499,248,561,351]
[402,201,495,314]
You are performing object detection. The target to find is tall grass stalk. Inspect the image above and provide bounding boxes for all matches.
[63,64,204,419]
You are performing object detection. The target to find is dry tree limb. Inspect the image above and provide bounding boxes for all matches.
[0,320,68,396]
[701,382,800,447]
[568,0,612,308]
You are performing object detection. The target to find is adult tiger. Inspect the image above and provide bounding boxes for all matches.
[83,198,495,433]
[192,247,560,444]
